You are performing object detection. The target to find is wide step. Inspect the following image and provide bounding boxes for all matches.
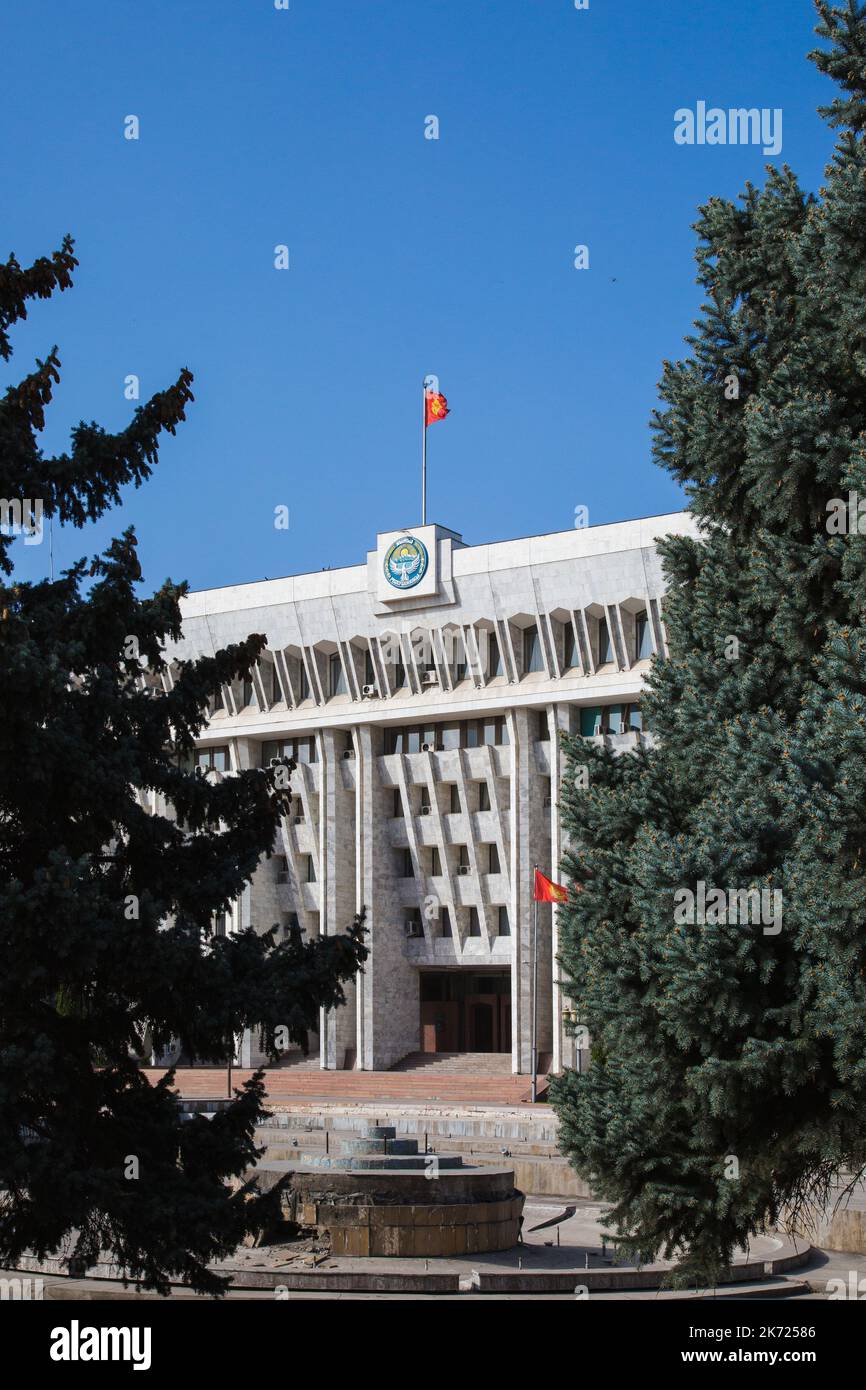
[142,1067,539,1105]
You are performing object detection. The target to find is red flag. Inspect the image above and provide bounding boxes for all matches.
[425,389,449,426]
[534,868,569,903]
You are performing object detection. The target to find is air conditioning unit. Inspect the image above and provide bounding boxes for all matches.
[419,804,431,816]
[362,684,378,697]
[292,814,305,825]
[343,749,355,760]
[423,670,438,684]
[404,920,423,938]
[421,742,438,753]
[457,864,471,876]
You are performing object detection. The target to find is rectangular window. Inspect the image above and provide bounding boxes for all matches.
[457,845,470,869]
[406,728,422,754]
[329,652,347,697]
[607,705,623,736]
[598,617,613,665]
[563,623,578,669]
[488,632,502,679]
[627,704,643,732]
[497,906,511,937]
[305,856,316,883]
[430,846,441,876]
[580,707,603,738]
[299,664,310,701]
[394,658,408,689]
[468,906,482,937]
[197,746,229,772]
[259,665,274,706]
[450,784,461,814]
[261,740,280,767]
[537,710,550,742]
[478,782,491,811]
[241,678,255,709]
[441,907,452,938]
[401,848,414,878]
[364,646,375,687]
[392,789,403,817]
[488,843,500,873]
[524,625,544,674]
[635,611,653,662]
[441,722,461,751]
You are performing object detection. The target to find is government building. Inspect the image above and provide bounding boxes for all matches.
[158,512,696,1077]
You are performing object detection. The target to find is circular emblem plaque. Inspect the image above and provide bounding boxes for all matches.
[384,534,428,591]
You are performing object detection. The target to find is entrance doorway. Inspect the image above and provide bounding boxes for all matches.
[419,971,511,1053]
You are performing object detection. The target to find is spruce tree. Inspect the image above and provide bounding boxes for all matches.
[0,238,366,1294]
[551,0,866,1282]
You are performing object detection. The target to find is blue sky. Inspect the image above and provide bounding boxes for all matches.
[2,0,835,592]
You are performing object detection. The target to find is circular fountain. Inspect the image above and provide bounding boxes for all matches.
[265,1124,524,1257]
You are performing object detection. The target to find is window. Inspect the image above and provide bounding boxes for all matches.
[487,843,500,874]
[197,746,229,772]
[394,656,408,689]
[305,856,316,883]
[598,617,614,665]
[430,846,441,876]
[607,705,624,736]
[441,722,461,751]
[468,907,482,937]
[524,625,544,674]
[487,632,502,679]
[450,784,461,814]
[635,610,653,662]
[457,845,470,870]
[497,906,511,937]
[364,646,375,687]
[453,633,468,683]
[627,704,643,732]
[260,663,275,706]
[478,781,491,811]
[329,652,347,697]
[400,848,414,878]
[580,707,603,738]
[282,911,300,939]
[441,907,452,938]
[241,678,255,709]
[537,710,550,742]
[563,622,578,670]
[261,737,317,766]
[213,910,232,937]
[392,789,403,817]
[298,664,310,701]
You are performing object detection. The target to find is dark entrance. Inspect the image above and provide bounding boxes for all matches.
[419,971,511,1054]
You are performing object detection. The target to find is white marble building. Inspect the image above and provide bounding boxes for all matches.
[161,512,697,1074]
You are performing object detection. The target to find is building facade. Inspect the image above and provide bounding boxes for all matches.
[159,512,696,1074]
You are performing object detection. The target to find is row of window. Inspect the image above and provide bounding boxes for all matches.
[208,610,654,713]
[579,704,643,737]
[406,905,511,938]
[393,781,506,816]
[383,717,510,755]
[398,843,502,877]
[192,704,640,775]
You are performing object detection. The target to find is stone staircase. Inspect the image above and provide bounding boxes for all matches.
[391,1051,515,1075]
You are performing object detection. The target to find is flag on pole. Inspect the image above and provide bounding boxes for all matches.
[533,868,569,903]
[425,389,449,425]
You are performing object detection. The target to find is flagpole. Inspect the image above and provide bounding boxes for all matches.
[421,379,427,526]
[531,863,538,1104]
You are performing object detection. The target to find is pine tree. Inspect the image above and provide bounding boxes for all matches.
[551,0,866,1282]
[0,239,366,1294]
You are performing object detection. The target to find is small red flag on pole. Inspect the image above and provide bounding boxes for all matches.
[421,381,449,525]
[533,868,568,903]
